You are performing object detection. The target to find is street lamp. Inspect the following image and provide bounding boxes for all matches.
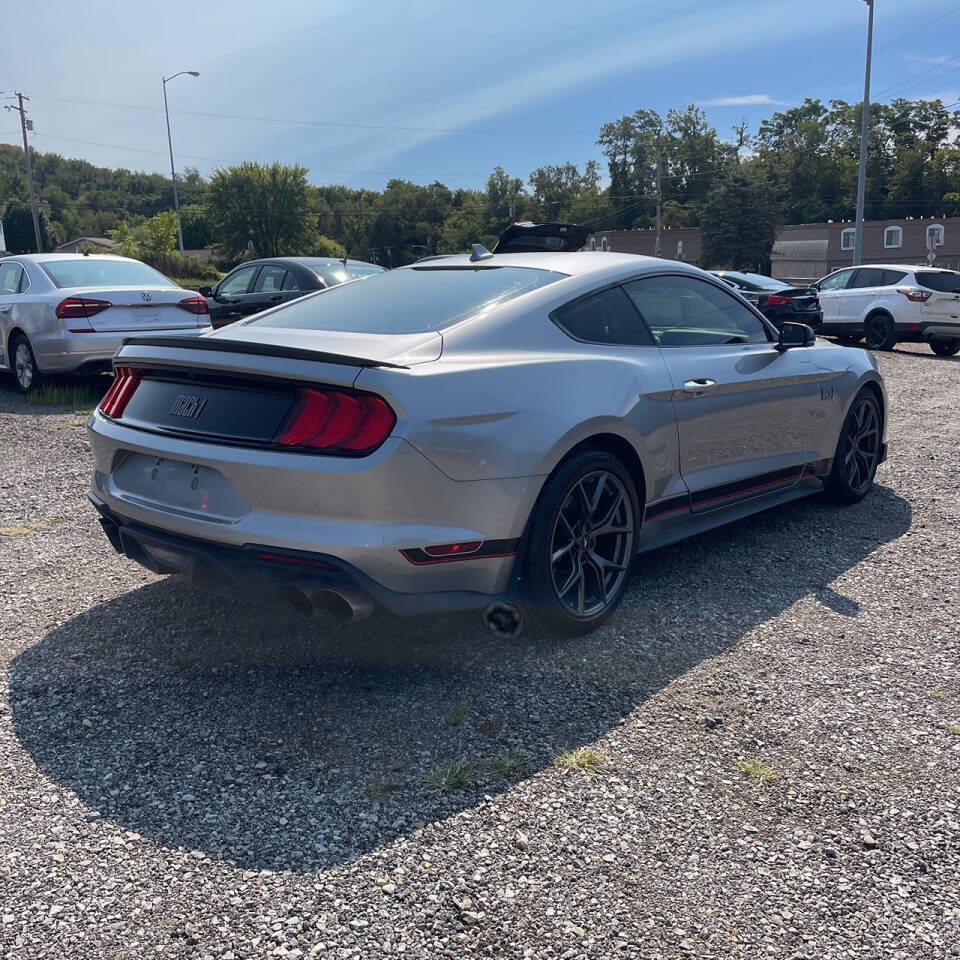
[162,69,199,256]
[853,0,874,266]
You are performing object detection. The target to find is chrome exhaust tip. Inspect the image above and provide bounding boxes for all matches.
[483,601,524,639]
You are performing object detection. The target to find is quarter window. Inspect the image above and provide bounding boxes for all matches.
[551,287,654,346]
[218,265,258,297]
[623,275,769,347]
[884,226,902,248]
[880,269,907,286]
[927,223,945,247]
[840,228,856,251]
[281,270,302,291]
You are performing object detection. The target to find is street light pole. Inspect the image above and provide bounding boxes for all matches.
[162,70,199,257]
[3,92,42,252]
[853,0,874,266]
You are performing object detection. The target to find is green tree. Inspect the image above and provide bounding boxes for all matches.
[699,172,781,271]
[108,221,140,258]
[207,161,316,260]
[179,203,213,249]
[313,235,347,258]
[1,205,56,252]
[139,210,179,265]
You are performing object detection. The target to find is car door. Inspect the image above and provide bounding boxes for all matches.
[208,264,259,327]
[623,273,826,513]
[0,261,26,370]
[838,267,887,330]
[245,263,290,316]
[815,268,856,332]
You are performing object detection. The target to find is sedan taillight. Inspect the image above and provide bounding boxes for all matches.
[898,287,932,303]
[56,296,112,320]
[766,293,794,306]
[273,387,395,454]
[99,367,142,419]
[178,296,210,315]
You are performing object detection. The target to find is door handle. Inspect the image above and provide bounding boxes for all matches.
[269,295,282,302]
[0,306,11,314]
[682,378,717,394]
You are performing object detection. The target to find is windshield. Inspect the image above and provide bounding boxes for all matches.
[40,258,175,289]
[915,270,960,292]
[249,265,566,334]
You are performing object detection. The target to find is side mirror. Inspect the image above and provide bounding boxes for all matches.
[777,322,816,351]
[198,285,212,297]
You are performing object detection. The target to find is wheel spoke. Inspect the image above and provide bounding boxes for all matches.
[590,489,625,537]
[587,474,607,520]
[557,558,583,598]
[551,539,575,564]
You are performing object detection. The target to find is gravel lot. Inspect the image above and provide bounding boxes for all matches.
[1,345,958,959]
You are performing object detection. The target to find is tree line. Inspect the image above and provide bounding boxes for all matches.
[2,97,959,271]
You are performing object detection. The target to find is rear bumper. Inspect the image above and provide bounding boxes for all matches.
[761,305,823,330]
[90,494,514,617]
[897,321,960,341]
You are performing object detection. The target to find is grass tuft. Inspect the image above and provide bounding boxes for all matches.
[368,779,401,802]
[22,381,107,409]
[737,758,778,781]
[948,724,960,736]
[0,517,66,537]
[424,762,472,792]
[554,747,606,775]
[445,703,468,727]
[490,749,531,777]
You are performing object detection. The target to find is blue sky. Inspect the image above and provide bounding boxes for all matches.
[3,0,960,191]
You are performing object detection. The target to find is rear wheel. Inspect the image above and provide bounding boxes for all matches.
[930,338,960,357]
[864,312,897,351]
[11,333,41,394]
[522,450,639,636]
[826,389,882,504]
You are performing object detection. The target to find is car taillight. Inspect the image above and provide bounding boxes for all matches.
[898,287,932,302]
[766,294,794,306]
[272,387,395,453]
[98,367,142,418]
[178,296,210,315]
[56,296,112,320]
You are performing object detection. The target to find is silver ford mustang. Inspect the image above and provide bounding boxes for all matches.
[87,250,887,636]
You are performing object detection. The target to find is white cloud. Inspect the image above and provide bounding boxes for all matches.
[700,94,788,107]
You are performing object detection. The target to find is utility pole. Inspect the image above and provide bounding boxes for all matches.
[162,70,200,256]
[853,0,874,266]
[654,128,663,259]
[4,92,42,252]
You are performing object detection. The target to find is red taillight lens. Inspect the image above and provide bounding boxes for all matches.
[898,287,932,303]
[766,294,794,306]
[56,296,112,320]
[98,367,142,419]
[424,541,483,558]
[273,387,395,453]
[178,296,210,315]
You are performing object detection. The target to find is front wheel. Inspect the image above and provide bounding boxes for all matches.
[825,389,883,504]
[522,450,639,636]
[864,313,897,351]
[11,333,41,394]
[930,338,960,357]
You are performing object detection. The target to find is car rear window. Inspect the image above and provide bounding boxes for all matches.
[915,271,960,292]
[249,265,566,334]
[40,258,175,288]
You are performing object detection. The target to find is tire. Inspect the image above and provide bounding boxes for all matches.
[521,449,640,636]
[10,333,41,394]
[930,338,960,357]
[825,388,883,505]
[863,312,897,351]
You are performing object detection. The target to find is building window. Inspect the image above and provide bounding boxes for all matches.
[600,236,608,252]
[884,226,902,249]
[676,239,684,258]
[841,228,856,251]
[927,223,945,247]
[589,237,596,251]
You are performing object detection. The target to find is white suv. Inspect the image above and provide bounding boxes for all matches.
[816,264,960,356]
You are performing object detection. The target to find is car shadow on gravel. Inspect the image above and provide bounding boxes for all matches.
[9,483,911,872]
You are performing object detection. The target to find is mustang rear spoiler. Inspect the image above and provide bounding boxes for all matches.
[119,336,407,369]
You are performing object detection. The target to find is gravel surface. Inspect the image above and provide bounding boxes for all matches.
[0,346,958,959]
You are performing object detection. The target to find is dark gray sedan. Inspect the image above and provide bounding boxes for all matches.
[201,257,383,328]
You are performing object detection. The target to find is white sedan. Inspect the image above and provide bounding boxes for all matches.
[0,254,212,392]
[815,263,960,355]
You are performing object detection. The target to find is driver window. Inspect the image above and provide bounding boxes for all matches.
[623,275,769,347]
[218,265,258,297]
